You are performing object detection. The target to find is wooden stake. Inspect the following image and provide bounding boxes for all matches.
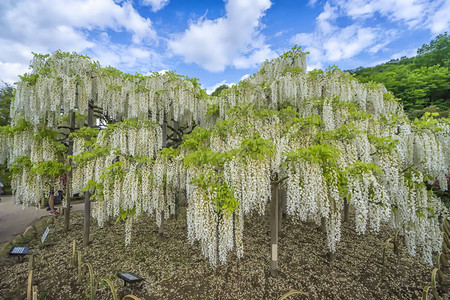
[27,270,34,300]
[77,251,83,283]
[271,183,279,277]
[72,240,77,266]
[32,286,38,300]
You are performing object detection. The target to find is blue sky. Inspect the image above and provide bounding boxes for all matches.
[0,0,448,93]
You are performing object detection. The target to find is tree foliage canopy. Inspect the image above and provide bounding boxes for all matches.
[350,33,450,119]
[0,47,448,267]
[0,81,13,126]
[211,84,230,97]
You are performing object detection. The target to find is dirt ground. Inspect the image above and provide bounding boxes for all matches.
[0,208,448,299]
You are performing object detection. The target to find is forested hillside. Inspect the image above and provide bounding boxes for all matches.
[0,82,13,193]
[349,33,449,119]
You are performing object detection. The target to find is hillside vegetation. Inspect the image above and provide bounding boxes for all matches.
[349,33,449,119]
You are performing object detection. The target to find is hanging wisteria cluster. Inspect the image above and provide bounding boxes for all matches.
[0,131,9,165]
[12,52,94,127]
[71,118,186,246]
[12,52,209,130]
[183,151,272,266]
[3,49,449,267]
[95,71,208,125]
[10,128,33,166]
[5,124,67,207]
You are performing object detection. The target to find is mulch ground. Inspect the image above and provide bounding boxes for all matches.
[0,208,448,299]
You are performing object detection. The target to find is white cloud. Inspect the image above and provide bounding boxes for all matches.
[368,40,391,54]
[240,74,250,81]
[274,30,287,37]
[316,2,338,35]
[291,0,448,70]
[168,0,277,72]
[308,0,319,7]
[427,0,450,34]
[158,69,169,75]
[89,42,164,74]
[0,0,158,82]
[291,10,386,67]
[142,0,170,12]
[339,0,423,21]
[0,62,29,84]
[293,0,435,69]
[0,0,156,46]
[366,58,389,67]
[336,0,446,29]
[389,48,417,60]
[323,25,377,61]
[365,47,418,67]
[232,44,277,69]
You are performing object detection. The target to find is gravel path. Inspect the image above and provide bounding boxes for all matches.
[0,195,83,244]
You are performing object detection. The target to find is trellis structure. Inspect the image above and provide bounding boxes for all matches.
[0,48,448,274]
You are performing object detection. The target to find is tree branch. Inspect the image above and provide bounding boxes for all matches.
[183,123,198,135]
[58,126,80,131]
[271,176,288,185]
[401,165,414,173]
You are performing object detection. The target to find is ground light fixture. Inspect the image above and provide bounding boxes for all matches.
[9,246,29,262]
[117,272,144,287]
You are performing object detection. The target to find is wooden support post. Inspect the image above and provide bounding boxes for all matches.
[83,190,90,247]
[159,210,165,238]
[328,251,336,262]
[40,191,45,209]
[278,188,286,237]
[83,92,95,247]
[322,215,336,262]
[343,197,349,223]
[65,110,75,232]
[321,217,326,233]
[271,183,279,277]
[27,270,34,300]
[159,111,167,238]
[173,120,180,219]
[28,254,34,272]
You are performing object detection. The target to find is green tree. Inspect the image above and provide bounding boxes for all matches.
[0,81,14,193]
[211,84,230,97]
[2,48,448,274]
[350,33,450,119]
[416,32,450,66]
[0,81,14,126]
